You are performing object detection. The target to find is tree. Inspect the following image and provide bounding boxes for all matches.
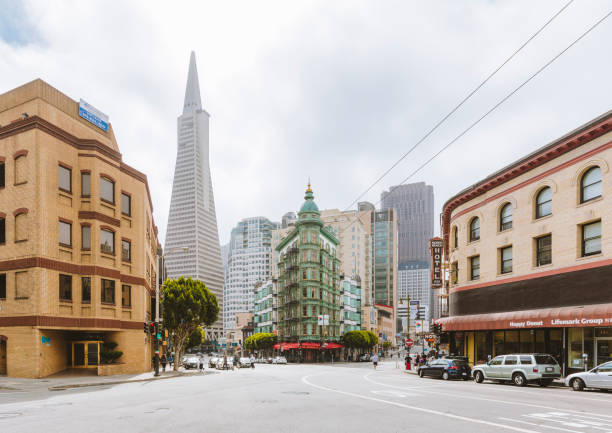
[162,277,219,371]
[244,332,276,353]
[186,327,204,350]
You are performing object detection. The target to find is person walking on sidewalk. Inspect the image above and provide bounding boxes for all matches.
[371,353,379,370]
[160,354,167,372]
[405,354,411,371]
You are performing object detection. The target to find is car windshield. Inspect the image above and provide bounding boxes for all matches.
[534,355,557,365]
[451,359,467,366]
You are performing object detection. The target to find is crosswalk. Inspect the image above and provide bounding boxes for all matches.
[500,411,612,432]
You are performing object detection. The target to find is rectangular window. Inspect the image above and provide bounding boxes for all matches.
[59,220,72,247]
[100,229,114,254]
[121,239,131,262]
[582,221,601,257]
[15,271,28,299]
[82,277,91,303]
[81,225,91,250]
[536,235,552,266]
[100,176,115,204]
[0,161,5,188]
[0,217,5,244]
[0,274,6,299]
[501,246,513,274]
[58,164,71,193]
[121,284,131,307]
[121,192,131,216]
[101,279,115,304]
[81,172,90,197]
[470,255,480,280]
[451,261,458,284]
[59,274,72,301]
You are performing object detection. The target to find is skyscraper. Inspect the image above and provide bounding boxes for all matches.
[165,52,224,339]
[224,217,278,331]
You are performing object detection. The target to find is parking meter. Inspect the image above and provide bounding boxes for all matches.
[582,353,588,372]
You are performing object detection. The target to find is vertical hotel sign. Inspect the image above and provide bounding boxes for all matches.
[78,99,109,132]
[429,237,443,288]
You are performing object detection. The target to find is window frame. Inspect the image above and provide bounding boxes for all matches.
[452,226,458,249]
[535,187,552,219]
[580,166,602,204]
[0,216,5,244]
[500,246,513,274]
[121,284,131,308]
[100,176,115,205]
[59,220,72,247]
[101,278,115,304]
[536,234,552,267]
[100,228,115,255]
[58,164,72,193]
[14,212,28,242]
[81,171,91,198]
[469,255,480,281]
[0,273,6,299]
[469,217,480,242]
[59,274,72,301]
[121,192,131,216]
[121,239,131,262]
[499,203,513,231]
[14,153,27,185]
[581,220,602,257]
[81,276,91,303]
[81,224,91,251]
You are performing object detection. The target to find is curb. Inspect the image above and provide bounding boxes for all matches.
[48,371,212,391]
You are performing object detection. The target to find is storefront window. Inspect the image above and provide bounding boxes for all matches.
[493,331,504,356]
[549,329,563,365]
[568,328,584,369]
[505,330,519,353]
[584,328,594,370]
[475,331,489,364]
[519,330,533,353]
[535,330,546,353]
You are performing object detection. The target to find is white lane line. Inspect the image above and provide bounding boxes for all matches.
[363,373,612,419]
[499,417,582,433]
[302,374,539,433]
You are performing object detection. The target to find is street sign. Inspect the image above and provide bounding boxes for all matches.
[317,315,329,325]
[405,339,414,347]
[415,320,422,333]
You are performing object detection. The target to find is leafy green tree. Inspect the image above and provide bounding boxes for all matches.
[186,327,204,350]
[244,332,277,352]
[162,277,219,370]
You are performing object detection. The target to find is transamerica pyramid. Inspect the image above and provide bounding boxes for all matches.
[165,51,224,339]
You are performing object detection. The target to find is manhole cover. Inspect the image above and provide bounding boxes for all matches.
[256,400,278,404]
[282,391,310,395]
[0,412,22,419]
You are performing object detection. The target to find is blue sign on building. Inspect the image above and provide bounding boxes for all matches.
[78,99,109,132]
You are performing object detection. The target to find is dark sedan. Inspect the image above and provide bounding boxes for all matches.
[417,358,471,380]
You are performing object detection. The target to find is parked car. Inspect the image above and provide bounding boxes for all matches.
[208,356,219,368]
[565,361,612,391]
[417,358,471,380]
[358,353,371,362]
[216,358,234,370]
[238,357,251,368]
[273,356,287,364]
[472,354,561,387]
[266,357,274,364]
[183,356,200,370]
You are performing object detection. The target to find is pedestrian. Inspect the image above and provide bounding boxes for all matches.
[371,353,379,370]
[250,353,255,369]
[160,354,167,372]
[222,355,228,370]
[199,354,204,370]
[405,354,411,371]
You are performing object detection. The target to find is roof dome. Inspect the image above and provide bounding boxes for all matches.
[299,182,320,214]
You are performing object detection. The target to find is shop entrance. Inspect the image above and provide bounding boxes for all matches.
[0,338,7,375]
[72,341,100,368]
[595,338,612,366]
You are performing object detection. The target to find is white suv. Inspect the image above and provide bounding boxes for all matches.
[472,354,561,387]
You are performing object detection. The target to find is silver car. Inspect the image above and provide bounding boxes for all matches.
[565,361,612,391]
[472,353,561,387]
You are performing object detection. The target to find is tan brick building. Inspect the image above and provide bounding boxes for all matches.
[439,111,612,375]
[0,79,159,378]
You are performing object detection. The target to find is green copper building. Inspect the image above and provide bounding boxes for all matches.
[276,184,342,351]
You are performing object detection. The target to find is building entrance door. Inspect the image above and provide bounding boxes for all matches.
[595,338,612,366]
[0,339,7,375]
[72,341,100,368]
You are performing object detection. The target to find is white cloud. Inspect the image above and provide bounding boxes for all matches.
[1,0,610,243]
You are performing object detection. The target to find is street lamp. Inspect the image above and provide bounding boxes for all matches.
[154,246,189,377]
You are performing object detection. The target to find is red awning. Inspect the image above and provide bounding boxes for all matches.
[323,342,344,349]
[301,342,320,349]
[438,303,612,331]
[272,343,280,350]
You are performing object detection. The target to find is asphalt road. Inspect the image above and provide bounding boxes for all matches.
[1,361,611,433]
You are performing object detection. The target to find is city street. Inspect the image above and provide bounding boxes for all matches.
[2,361,611,433]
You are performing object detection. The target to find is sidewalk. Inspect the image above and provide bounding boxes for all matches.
[0,368,212,393]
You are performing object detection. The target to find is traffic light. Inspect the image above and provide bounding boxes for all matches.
[144,322,148,333]
[148,322,156,335]
[432,323,443,335]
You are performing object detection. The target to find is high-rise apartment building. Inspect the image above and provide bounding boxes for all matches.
[223,217,278,330]
[381,182,434,264]
[397,261,432,324]
[164,52,224,339]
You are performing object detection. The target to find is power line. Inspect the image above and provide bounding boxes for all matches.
[344,0,575,212]
[339,7,612,235]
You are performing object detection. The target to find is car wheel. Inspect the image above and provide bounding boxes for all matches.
[513,373,527,387]
[442,372,449,381]
[418,369,424,378]
[539,379,553,387]
[571,378,585,391]
[474,371,484,383]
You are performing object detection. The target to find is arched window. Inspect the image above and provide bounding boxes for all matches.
[535,187,552,219]
[580,166,602,203]
[500,203,513,231]
[469,217,480,242]
[15,212,27,241]
[452,226,458,249]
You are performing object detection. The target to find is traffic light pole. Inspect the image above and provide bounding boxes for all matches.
[154,254,160,377]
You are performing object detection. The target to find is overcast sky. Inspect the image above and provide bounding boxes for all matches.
[1,1,611,244]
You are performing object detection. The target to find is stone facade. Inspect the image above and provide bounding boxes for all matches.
[0,79,158,377]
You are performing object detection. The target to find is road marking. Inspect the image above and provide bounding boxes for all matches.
[371,390,416,398]
[499,417,582,433]
[363,373,612,419]
[302,374,538,433]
